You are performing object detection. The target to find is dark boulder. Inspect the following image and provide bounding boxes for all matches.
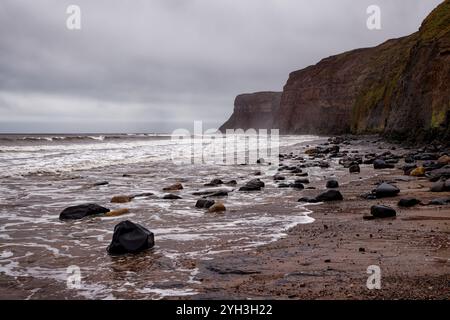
[163,194,182,199]
[204,179,223,186]
[373,159,394,169]
[315,189,343,202]
[59,203,109,220]
[195,199,215,209]
[374,182,400,198]
[295,178,309,184]
[428,197,450,205]
[298,197,319,203]
[203,190,229,197]
[398,198,420,207]
[349,164,360,173]
[370,205,396,218]
[426,166,450,182]
[273,174,285,181]
[402,164,417,175]
[278,183,290,188]
[107,220,154,255]
[239,178,265,191]
[289,182,305,189]
[326,180,339,188]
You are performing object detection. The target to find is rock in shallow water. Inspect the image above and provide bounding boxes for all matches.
[370,205,396,218]
[59,203,110,220]
[208,202,226,213]
[162,183,183,191]
[107,220,154,255]
[195,199,215,209]
[349,164,360,173]
[239,178,265,191]
[163,194,182,199]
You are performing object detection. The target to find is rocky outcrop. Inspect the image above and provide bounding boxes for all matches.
[220,1,450,143]
[219,92,281,131]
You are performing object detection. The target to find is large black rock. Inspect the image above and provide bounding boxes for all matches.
[107,220,154,255]
[374,182,400,198]
[59,203,110,220]
[315,189,343,202]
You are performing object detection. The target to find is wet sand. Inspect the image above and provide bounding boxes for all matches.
[183,139,450,300]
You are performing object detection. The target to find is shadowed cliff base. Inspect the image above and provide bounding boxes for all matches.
[220,1,450,144]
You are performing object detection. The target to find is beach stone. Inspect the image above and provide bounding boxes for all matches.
[427,166,450,181]
[163,183,183,191]
[208,202,226,213]
[315,189,343,202]
[295,178,309,184]
[278,183,290,188]
[105,208,130,217]
[273,174,285,181]
[290,182,305,189]
[410,167,425,177]
[203,190,228,197]
[349,164,360,173]
[132,192,154,198]
[403,164,417,175]
[398,198,420,207]
[107,220,154,255]
[59,203,110,220]
[296,172,309,177]
[428,197,450,205]
[163,194,182,199]
[239,178,265,191]
[111,195,133,203]
[430,180,450,192]
[437,155,450,165]
[224,180,237,185]
[93,181,109,186]
[195,199,215,209]
[298,197,319,203]
[370,205,396,218]
[326,179,339,188]
[204,179,223,186]
[374,182,400,198]
[373,159,394,169]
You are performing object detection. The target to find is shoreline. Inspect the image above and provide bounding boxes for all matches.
[180,136,450,300]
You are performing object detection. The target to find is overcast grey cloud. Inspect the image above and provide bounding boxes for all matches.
[0,0,443,133]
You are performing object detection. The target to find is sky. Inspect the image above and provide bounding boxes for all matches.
[0,0,443,133]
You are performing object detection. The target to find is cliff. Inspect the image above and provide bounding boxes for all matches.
[219,91,281,131]
[220,1,450,142]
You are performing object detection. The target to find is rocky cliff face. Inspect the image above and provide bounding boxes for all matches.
[221,1,449,142]
[219,91,281,131]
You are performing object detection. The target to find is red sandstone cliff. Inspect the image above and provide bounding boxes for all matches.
[220,1,450,142]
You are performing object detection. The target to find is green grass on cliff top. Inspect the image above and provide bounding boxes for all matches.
[419,0,450,41]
